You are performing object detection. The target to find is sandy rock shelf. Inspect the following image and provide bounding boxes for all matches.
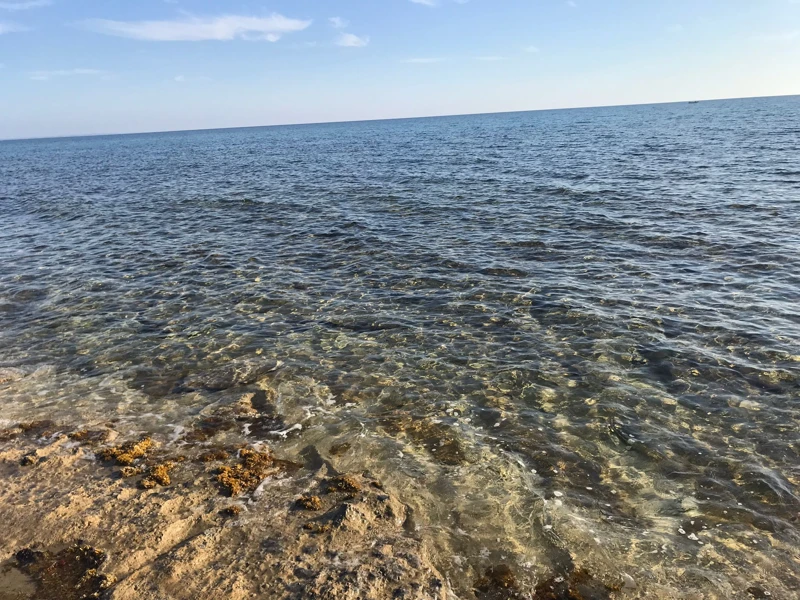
[0,424,452,600]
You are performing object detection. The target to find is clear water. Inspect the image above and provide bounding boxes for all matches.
[1,96,800,598]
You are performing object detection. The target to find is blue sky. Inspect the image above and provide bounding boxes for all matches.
[1,0,799,138]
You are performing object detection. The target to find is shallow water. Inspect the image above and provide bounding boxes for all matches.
[2,96,800,598]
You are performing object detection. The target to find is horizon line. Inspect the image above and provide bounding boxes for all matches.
[1,92,798,143]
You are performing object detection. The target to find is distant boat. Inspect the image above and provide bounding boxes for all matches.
[688,100,700,104]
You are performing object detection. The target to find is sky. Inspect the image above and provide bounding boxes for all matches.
[1,0,799,139]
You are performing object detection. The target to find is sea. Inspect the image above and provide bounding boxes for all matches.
[1,95,799,598]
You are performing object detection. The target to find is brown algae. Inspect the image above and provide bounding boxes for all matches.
[97,437,154,466]
[326,475,362,494]
[216,448,281,496]
[296,495,323,511]
[140,462,175,489]
[119,466,144,478]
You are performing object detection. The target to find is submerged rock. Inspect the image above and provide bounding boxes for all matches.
[68,430,110,445]
[12,541,115,600]
[474,564,524,599]
[0,367,26,384]
[381,414,467,466]
[532,568,614,600]
[176,358,281,392]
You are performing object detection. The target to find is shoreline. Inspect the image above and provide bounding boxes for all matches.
[0,414,619,600]
[0,363,796,599]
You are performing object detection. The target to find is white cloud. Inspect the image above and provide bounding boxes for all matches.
[329,16,348,29]
[29,68,103,81]
[0,1,51,10]
[523,45,540,53]
[82,14,311,42]
[0,21,25,33]
[475,55,507,61]
[401,57,446,63]
[336,32,369,47]
[174,75,185,82]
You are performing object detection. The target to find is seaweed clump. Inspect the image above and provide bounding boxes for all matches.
[120,466,143,478]
[140,462,175,489]
[13,541,115,600]
[296,495,323,511]
[97,437,154,466]
[220,505,243,518]
[0,420,60,442]
[20,451,41,466]
[326,475,362,495]
[216,448,281,496]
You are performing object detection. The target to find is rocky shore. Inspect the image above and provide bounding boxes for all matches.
[0,414,454,600]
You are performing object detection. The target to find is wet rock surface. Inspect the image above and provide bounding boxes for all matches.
[8,542,114,600]
[0,419,451,600]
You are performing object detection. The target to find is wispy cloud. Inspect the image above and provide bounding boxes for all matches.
[401,57,446,63]
[329,16,348,29]
[336,32,369,47]
[475,55,507,61]
[29,68,103,81]
[523,45,540,53]
[0,21,25,34]
[0,0,50,10]
[566,0,577,7]
[82,14,311,42]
